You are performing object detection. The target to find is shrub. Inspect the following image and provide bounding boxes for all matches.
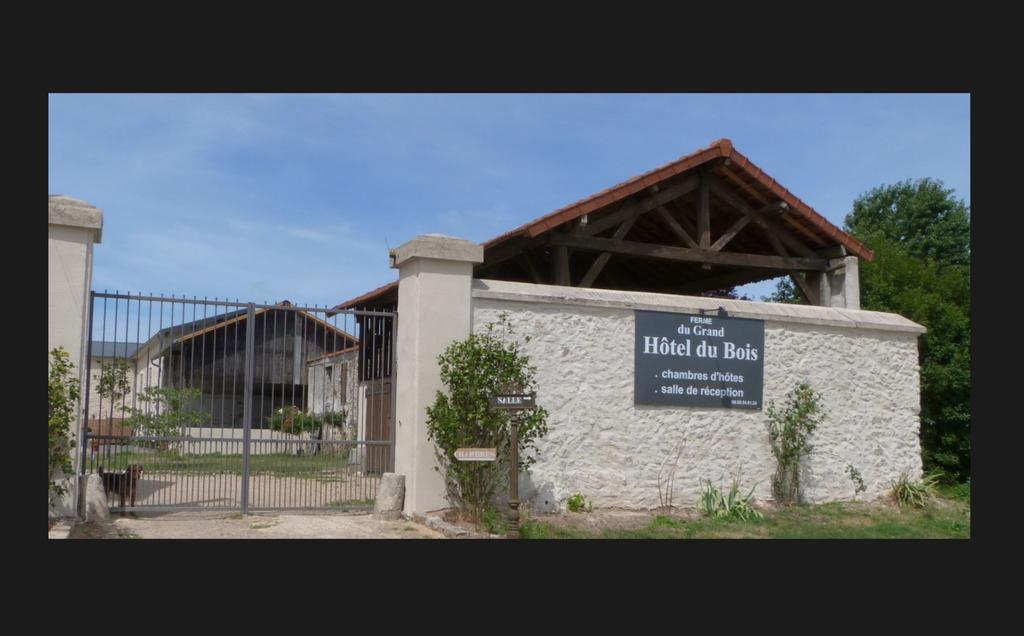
[890,471,940,508]
[49,348,79,502]
[566,493,592,513]
[425,313,549,523]
[481,507,508,534]
[267,406,348,455]
[698,479,763,521]
[846,464,867,498]
[766,383,825,505]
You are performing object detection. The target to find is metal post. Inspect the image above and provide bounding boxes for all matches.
[508,415,520,539]
[240,302,256,514]
[77,292,96,518]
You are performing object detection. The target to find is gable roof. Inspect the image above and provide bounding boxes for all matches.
[333,139,871,310]
[138,302,358,357]
[484,139,872,259]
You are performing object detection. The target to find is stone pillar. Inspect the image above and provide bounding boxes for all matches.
[821,256,860,310]
[48,196,103,517]
[838,255,860,310]
[391,234,483,516]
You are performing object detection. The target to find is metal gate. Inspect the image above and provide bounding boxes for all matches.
[81,291,396,513]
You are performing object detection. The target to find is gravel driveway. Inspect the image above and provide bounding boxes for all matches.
[71,511,443,539]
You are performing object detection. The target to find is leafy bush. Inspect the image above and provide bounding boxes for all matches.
[944,477,971,504]
[268,405,319,434]
[890,471,940,508]
[267,406,348,455]
[425,313,549,523]
[49,348,79,502]
[698,479,763,521]
[481,507,508,534]
[766,383,825,505]
[566,493,592,513]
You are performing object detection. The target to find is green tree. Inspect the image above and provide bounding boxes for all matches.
[49,348,79,502]
[764,179,970,480]
[847,179,969,480]
[855,233,970,478]
[98,358,132,412]
[124,386,210,438]
[763,277,802,304]
[425,313,549,523]
[844,178,970,267]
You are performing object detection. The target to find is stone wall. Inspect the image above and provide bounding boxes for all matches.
[470,279,925,512]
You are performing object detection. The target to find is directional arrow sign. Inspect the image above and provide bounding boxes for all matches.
[488,393,537,410]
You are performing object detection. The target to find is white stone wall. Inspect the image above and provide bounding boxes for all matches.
[471,280,924,511]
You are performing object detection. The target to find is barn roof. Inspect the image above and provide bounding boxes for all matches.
[332,139,870,310]
[89,341,141,359]
[137,302,359,357]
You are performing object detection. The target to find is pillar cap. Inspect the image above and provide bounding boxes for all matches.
[390,234,483,268]
[48,195,103,243]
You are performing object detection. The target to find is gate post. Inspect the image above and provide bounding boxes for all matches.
[48,196,102,519]
[391,235,483,516]
[240,302,256,513]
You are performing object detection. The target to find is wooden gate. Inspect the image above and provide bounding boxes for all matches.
[363,378,392,474]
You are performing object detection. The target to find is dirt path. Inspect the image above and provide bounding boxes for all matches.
[71,511,443,539]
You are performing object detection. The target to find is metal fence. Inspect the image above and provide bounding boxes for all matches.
[81,291,396,513]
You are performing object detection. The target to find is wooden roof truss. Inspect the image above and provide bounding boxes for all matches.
[475,163,842,304]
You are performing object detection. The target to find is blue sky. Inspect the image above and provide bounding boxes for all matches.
[49,93,970,306]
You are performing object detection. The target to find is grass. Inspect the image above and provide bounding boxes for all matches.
[90,450,352,477]
[935,479,971,505]
[519,496,970,539]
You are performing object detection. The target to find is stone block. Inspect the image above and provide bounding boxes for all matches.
[374,473,406,520]
[80,473,109,522]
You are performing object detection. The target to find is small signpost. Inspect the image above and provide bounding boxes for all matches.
[486,391,537,539]
[454,447,497,462]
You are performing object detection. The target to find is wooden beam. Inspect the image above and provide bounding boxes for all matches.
[698,170,711,248]
[719,165,770,206]
[707,176,817,258]
[578,215,638,288]
[484,235,546,268]
[789,272,819,305]
[548,232,829,271]
[515,253,544,284]
[668,201,701,240]
[709,215,751,251]
[553,245,570,285]
[766,228,789,258]
[654,206,699,248]
[578,174,700,237]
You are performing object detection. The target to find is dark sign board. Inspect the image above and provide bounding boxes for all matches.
[488,393,537,410]
[634,310,764,409]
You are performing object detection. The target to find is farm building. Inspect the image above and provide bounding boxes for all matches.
[334,138,928,513]
[86,302,361,439]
